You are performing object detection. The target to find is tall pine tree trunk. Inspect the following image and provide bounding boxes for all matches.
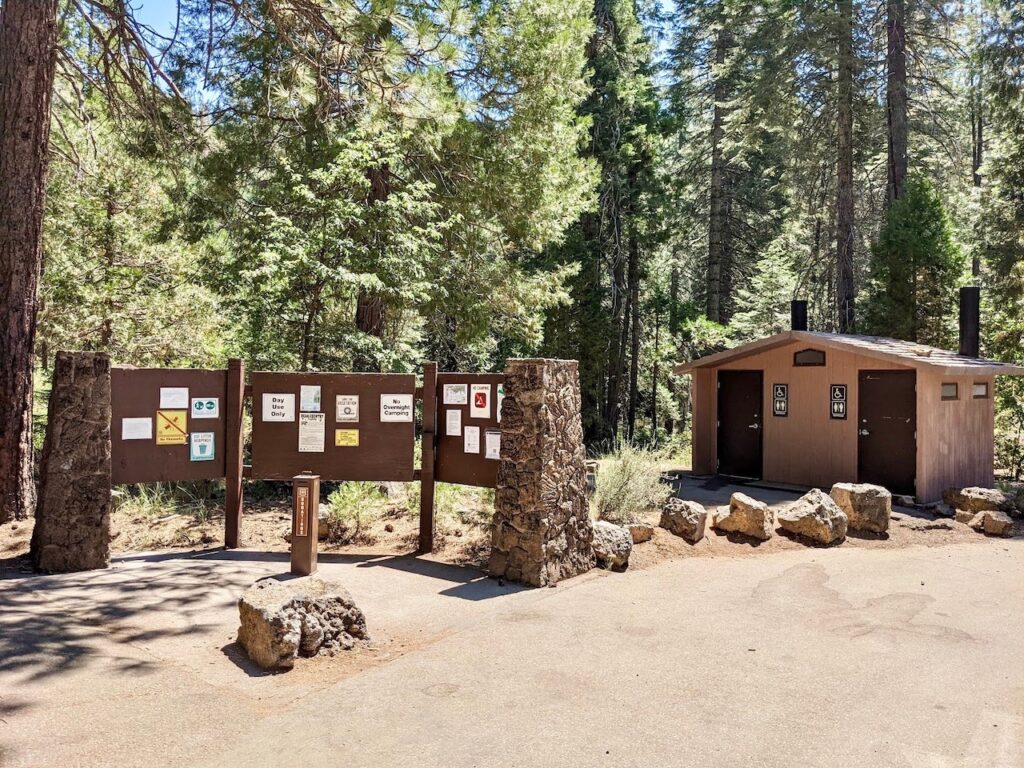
[626,234,640,441]
[970,61,983,277]
[706,26,733,324]
[836,0,856,333]
[886,0,908,207]
[0,0,59,522]
[355,166,389,370]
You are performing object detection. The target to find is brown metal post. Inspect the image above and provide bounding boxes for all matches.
[419,361,438,553]
[224,358,245,548]
[290,474,319,575]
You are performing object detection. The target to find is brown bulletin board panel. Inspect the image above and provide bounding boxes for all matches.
[110,367,229,484]
[434,373,505,488]
[250,372,417,481]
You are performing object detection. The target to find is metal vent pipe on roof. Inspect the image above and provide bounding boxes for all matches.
[791,300,808,332]
[959,286,980,358]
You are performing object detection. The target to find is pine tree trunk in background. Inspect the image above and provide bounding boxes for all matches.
[668,265,679,335]
[607,240,628,440]
[0,0,59,522]
[836,0,856,333]
[706,26,733,325]
[626,235,640,441]
[970,63,983,277]
[886,0,908,207]
[355,166,390,370]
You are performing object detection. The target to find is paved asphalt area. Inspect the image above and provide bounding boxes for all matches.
[1,513,1021,767]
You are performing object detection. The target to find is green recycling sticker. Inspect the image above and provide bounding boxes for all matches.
[190,432,215,462]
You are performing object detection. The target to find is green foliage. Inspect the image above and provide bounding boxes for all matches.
[863,176,965,347]
[324,482,386,542]
[592,443,671,524]
[116,482,217,523]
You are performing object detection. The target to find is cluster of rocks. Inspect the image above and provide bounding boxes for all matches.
[942,486,1016,537]
[237,576,369,670]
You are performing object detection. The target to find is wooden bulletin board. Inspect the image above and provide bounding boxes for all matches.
[250,372,417,481]
[110,367,229,484]
[434,373,505,488]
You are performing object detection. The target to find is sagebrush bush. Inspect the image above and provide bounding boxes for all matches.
[324,482,385,542]
[592,444,671,524]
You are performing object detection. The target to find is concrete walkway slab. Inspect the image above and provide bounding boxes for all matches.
[2,538,1022,767]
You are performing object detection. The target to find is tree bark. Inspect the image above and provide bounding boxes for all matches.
[356,166,390,340]
[0,0,60,522]
[626,235,641,441]
[970,60,983,277]
[836,0,856,333]
[706,26,734,325]
[886,0,908,207]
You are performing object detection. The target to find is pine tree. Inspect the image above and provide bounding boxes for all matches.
[863,175,965,346]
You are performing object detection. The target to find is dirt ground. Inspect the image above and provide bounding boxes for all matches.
[2,474,1016,577]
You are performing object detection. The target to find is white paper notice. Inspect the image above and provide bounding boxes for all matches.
[159,387,189,409]
[445,409,462,436]
[380,394,414,422]
[470,384,490,419]
[442,384,468,405]
[190,397,219,419]
[485,430,501,460]
[336,394,359,422]
[300,385,321,412]
[122,417,153,440]
[262,393,295,422]
[464,425,480,454]
[298,412,326,452]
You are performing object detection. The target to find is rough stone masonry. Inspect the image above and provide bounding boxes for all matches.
[31,351,112,572]
[489,359,594,587]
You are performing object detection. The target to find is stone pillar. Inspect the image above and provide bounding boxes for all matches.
[490,359,594,587]
[31,352,112,572]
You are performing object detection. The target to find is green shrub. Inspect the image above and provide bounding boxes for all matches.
[324,482,386,542]
[592,443,671,524]
[117,482,215,523]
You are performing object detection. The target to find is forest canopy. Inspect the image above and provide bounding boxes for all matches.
[2,0,1024,524]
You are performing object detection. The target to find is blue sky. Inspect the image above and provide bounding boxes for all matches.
[134,1,179,35]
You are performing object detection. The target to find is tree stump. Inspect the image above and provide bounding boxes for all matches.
[31,351,112,572]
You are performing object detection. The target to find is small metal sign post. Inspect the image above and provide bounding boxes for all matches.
[290,473,320,576]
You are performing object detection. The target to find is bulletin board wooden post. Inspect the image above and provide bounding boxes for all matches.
[223,358,245,549]
[419,362,438,553]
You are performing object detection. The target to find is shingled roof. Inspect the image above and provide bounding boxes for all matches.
[675,330,1024,376]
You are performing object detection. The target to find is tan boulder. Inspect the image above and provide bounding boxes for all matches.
[942,487,1008,513]
[713,492,773,541]
[830,482,891,533]
[967,510,1014,537]
[627,522,654,544]
[237,576,368,670]
[659,498,707,543]
[592,520,633,570]
[778,489,848,545]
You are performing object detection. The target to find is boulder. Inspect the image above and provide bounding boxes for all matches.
[893,494,917,508]
[237,576,368,670]
[967,510,1014,537]
[954,509,976,524]
[713,493,773,541]
[829,483,891,533]
[626,522,654,544]
[592,520,632,570]
[659,498,708,543]
[778,489,848,545]
[942,487,1008,514]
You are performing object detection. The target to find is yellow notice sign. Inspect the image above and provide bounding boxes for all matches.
[156,410,188,445]
[335,429,359,447]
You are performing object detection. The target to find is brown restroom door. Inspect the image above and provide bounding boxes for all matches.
[717,370,763,479]
[858,370,916,495]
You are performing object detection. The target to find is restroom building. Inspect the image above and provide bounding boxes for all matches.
[675,289,1024,502]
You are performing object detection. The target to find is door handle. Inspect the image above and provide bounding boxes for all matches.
[859,429,870,436]
[748,423,759,430]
